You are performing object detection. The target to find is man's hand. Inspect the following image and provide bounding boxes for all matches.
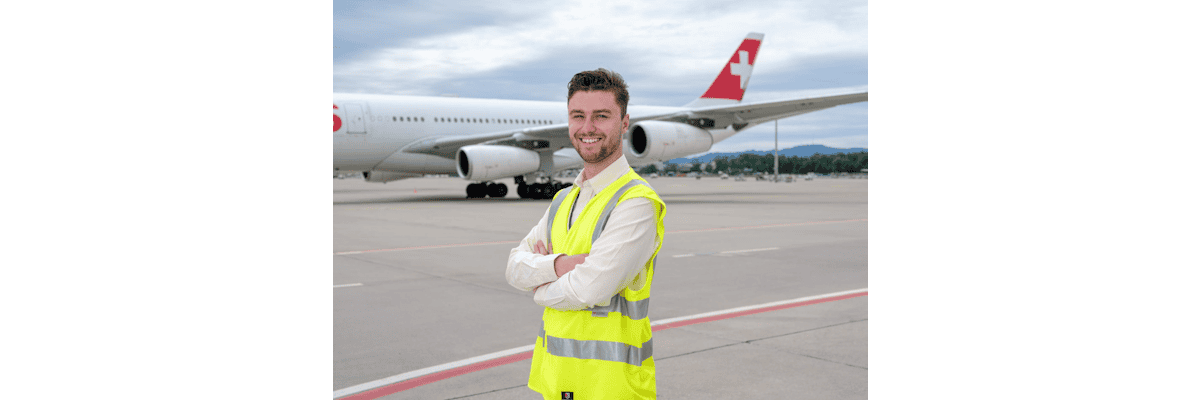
[533,240,588,278]
[553,253,588,277]
[533,240,552,256]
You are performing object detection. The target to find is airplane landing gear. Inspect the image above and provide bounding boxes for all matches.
[516,178,571,200]
[466,182,508,198]
[488,182,508,198]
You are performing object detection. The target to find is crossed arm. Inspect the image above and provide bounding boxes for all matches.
[505,198,658,310]
[530,239,588,292]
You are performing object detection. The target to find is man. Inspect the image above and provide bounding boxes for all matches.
[506,68,666,400]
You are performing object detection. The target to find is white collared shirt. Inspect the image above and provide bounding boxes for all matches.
[505,155,660,310]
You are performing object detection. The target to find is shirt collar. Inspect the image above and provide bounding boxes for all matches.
[572,155,630,191]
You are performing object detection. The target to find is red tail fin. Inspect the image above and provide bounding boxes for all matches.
[697,33,764,102]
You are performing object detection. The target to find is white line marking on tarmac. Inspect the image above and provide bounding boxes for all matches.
[333,283,363,288]
[651,288,867,327]
[334,219,865,256]
[673,247,779,258]
[721,247,779,254]
[331,345,534,399]
[332,287,867,399]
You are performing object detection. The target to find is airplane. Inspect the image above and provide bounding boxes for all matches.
[333,32,867,199]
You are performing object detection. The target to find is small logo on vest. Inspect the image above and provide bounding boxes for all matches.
[561,392,574,399]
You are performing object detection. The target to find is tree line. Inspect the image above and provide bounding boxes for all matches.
[639,151,868,175]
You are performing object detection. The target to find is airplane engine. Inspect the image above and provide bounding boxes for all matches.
[362,171,421,183]
[626,121,714,161]
[456,145,542,181]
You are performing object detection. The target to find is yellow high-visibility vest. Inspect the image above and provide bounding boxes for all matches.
[528,169,666,400]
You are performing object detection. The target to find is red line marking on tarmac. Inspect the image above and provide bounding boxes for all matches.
[333,219,866,255]
[334,240,518,255]
[333,289,867,399]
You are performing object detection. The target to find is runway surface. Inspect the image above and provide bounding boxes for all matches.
[334,174,868,399]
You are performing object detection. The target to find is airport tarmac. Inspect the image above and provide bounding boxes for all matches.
[333,174,868,399]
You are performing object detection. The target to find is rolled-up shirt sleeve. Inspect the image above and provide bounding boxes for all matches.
[506,210,562,292]
[533,198,658,310]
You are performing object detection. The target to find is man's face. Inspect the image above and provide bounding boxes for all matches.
[568,90,629,165]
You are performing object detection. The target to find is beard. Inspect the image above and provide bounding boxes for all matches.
[573,129,622,164]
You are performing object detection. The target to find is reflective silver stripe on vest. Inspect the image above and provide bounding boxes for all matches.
[539,331,653,367]
[546,188,572,245]
[585,293,650,319]
[592,179,650,243]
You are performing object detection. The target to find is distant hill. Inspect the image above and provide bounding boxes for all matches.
[667,145,867,164]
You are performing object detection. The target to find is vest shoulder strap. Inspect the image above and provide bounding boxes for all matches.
[591,178,655,244]
[545,186,576,246]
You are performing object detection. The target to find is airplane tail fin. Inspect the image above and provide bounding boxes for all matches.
[684,32,764,108]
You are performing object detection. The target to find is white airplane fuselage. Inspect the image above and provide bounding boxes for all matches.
[333,93,683,176]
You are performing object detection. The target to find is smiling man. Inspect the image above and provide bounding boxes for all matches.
[506,69,667,399]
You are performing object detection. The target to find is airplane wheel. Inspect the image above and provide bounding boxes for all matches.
[517,184,529,199]
[488,183,508,198]
[466,183,486,198]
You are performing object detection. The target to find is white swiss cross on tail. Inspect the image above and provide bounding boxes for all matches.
[688,32,764,108]
[730,50,753,89]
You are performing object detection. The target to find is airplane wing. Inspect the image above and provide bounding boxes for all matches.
[683,91,867,130]
[400,123,570,159]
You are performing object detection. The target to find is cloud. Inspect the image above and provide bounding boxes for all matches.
[332,0,867,151]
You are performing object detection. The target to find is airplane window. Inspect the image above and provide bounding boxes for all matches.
[392,117,397,121]
[421,117,424,122]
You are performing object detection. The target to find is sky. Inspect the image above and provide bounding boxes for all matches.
[333,0,868,153]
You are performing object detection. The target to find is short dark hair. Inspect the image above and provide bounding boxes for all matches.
[568,68,629,117]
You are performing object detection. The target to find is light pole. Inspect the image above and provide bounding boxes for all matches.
[774,119,779,183]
